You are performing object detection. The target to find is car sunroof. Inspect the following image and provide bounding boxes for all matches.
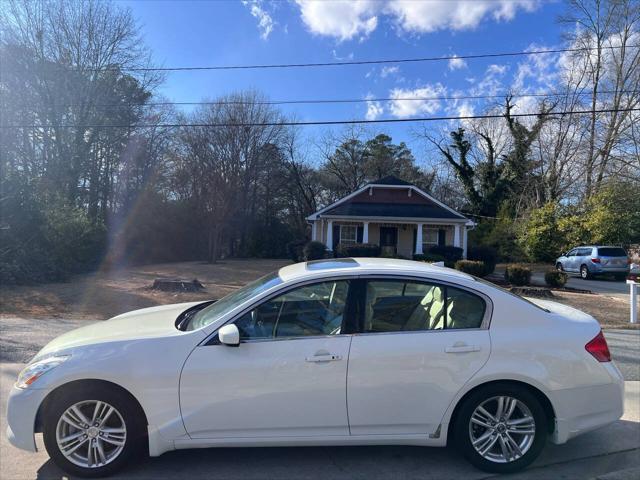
[305,258,360,270]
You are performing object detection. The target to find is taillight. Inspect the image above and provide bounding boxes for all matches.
[591,257,601,263]
[585,331,611,362]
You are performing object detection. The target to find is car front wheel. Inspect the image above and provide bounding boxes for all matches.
[453,384,547,474]
[43,384,144,478]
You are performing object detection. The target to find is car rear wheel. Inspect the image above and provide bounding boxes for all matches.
[43,384,144,478]
[580,265,591,279]
[453,384,547,474]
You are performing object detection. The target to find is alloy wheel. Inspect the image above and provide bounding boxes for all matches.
[55,400,127,468]
[468,395,536,464]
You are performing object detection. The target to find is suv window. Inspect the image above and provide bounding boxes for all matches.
[233,280,350,340]
[566,249,577,257]
[597,247,627,257]
[362,280,486,332]
[578,248,593,256]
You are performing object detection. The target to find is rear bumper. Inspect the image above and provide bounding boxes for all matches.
[589,265,629,274]
[550,364,624,444]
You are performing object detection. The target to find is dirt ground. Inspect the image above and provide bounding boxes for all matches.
[549,291,639,330]
[0,259,290,320]
[0,259,635,329]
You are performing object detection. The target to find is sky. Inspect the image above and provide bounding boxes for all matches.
[118,0,568,162]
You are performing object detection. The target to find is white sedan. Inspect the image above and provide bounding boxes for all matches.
[6,258,624,477]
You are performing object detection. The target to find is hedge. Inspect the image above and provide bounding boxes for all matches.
[454,260,488,277]
[303,241,328,261]
[544,269,568,288]
[336,243,381,258]
[504,264,532,286]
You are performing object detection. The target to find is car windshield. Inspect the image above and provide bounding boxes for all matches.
[597,247,627,257]
[184,272,283,331]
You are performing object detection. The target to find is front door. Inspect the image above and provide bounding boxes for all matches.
[379,227,398,248]
[180,280,353,439]
[347,278,490,436]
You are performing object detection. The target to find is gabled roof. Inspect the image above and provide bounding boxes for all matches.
[307,177,472,223]
[325,202,463,219]
[366,175,413,186]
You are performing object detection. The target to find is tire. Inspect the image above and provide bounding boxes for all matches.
[453,383,547,474]
[580,265,591,280]
[556,263,563,272]
[43,383,145,478]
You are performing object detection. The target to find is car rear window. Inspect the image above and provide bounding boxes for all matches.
[597,247,627,257]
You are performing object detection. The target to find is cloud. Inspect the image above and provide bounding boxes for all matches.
[448,55,467,71]
[294,0,378,42]
[380,66,400,78]
[386,0,539,34]
[243,1,275,40]
[292,1,538,41]
[388,84,447,118]
[365,94,384,120]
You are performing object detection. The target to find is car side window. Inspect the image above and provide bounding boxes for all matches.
[233,280,350,340]
[578,248,592,256]
[362,280,486,333]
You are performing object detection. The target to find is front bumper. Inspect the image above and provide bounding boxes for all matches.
[550,363,625,444]
[6,385,50,453]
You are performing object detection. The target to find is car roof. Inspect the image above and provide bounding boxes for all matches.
[278,257,474,283]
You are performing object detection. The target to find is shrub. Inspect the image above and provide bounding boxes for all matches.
[544,269,568,288]
[336,243,381,258]
[455,260,488,277]
[413,253,446,263]
[286,240,307,262]
[504,264,532,286]
[303,241,328,261]
[467,245,498,274]
[426,245,464,263]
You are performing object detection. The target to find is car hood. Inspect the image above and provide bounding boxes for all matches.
[36,302,207,358]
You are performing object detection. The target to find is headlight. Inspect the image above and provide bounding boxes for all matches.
[16,355,70,389]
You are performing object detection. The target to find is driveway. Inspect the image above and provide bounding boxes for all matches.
[0,317,638,480]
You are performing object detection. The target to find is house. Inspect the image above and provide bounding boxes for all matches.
[307,176,475,258]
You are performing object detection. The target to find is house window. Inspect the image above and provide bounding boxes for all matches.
[422,227,439,249]
[340,225,357,245]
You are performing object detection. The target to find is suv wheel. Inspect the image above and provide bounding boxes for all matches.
[556,263,563,272]
[454,383,547,474]
[580,265,591,279]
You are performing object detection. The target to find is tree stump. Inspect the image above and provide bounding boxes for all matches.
[151,279,204,292]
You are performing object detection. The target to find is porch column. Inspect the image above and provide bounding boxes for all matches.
[363,222,369,243]
[462,227,468,259]
[454,224,461,247]
[311,221,318,241]
[415,223,424,255]
[326,220,333,251]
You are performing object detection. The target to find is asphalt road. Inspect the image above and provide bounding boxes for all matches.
[530,272,632,297]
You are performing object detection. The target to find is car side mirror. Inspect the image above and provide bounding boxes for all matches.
[218,324,240,347]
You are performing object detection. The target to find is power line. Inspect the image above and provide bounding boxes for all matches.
[91,43,638,72]
[3,107,639,129]
[25,89,640,109]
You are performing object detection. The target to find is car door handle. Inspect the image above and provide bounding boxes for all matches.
[305,354,342,363]
[445,344,481,353]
